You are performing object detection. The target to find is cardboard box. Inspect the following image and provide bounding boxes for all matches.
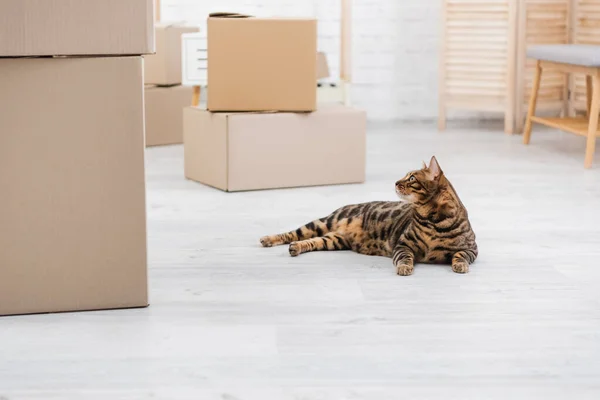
[144,24,200,85]
[183,106,366,191]
[145,85,193,146]
[0,57,148,316]
[207,13,317,112]
[317,52,331,80]
[0,0,154,56]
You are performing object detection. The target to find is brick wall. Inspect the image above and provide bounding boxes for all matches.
[161,0,443,120]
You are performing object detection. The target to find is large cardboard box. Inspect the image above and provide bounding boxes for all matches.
[145,85,193,146]
[0,0,154,56]
[207,13,317,112]
[144,24,200,85]
[0,57,148,316]
[183,106,366,192]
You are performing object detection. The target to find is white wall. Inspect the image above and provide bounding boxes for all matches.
[161,0,442,121]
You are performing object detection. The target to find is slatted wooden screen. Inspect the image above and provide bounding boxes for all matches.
[570,0,600,113]
[439,0,518,133]
[515,0,570,132]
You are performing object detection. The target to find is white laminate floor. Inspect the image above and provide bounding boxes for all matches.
[2,122,600,399]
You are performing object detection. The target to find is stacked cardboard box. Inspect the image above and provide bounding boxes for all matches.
[184,13,366,192]
[144,24,199,146]
[0,0,154,316]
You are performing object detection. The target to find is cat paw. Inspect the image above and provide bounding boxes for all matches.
[289,242,301,257]
[452,262,469,274]
[396,264,414,276]
[260,236,272,247]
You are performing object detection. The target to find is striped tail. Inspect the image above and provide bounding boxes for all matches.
[260,218,330,247]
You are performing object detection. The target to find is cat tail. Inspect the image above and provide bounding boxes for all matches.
[259,217,331,247]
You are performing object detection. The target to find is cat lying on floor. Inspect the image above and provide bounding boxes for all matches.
[260,156,477,276]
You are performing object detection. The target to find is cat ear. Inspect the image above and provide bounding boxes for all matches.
[422,160,427,169]
[428,156,442,179]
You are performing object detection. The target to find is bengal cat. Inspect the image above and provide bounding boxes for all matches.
[259,156,477,275]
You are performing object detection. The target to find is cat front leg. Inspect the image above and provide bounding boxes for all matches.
[392,245,415,276]
[451,250,476,274]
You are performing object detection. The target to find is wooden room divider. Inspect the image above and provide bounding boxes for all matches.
[438,0,518,133]
[439,0,600,134]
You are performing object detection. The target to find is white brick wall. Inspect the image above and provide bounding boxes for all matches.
[161,0,443,121]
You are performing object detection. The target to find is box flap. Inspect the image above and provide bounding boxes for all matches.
[155,22,196,29]
[209,12,252,18]
[190,107,279,116]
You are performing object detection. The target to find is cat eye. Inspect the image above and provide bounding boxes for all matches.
[409,176,415,182]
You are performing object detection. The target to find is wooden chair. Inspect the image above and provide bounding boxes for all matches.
[524,45,600,168]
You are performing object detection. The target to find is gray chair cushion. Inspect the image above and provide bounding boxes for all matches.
[527,44,600,67]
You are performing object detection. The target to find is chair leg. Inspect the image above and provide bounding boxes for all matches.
[561,72,569,118]
[523,61,542,145]
[192,86,201,107]
[586,76,593,117]
[585,75,600,168]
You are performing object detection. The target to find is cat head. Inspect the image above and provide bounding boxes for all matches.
[395,156,445,204]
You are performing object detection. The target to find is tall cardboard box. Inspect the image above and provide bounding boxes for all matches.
[183,106,366,191]
[207,13,317,112]
[145,85,193,146]
[144,24,200,85]
[0,0,155,56]
[0,57,148,316]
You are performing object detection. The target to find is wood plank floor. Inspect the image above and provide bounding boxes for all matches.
[2,122,600,399]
